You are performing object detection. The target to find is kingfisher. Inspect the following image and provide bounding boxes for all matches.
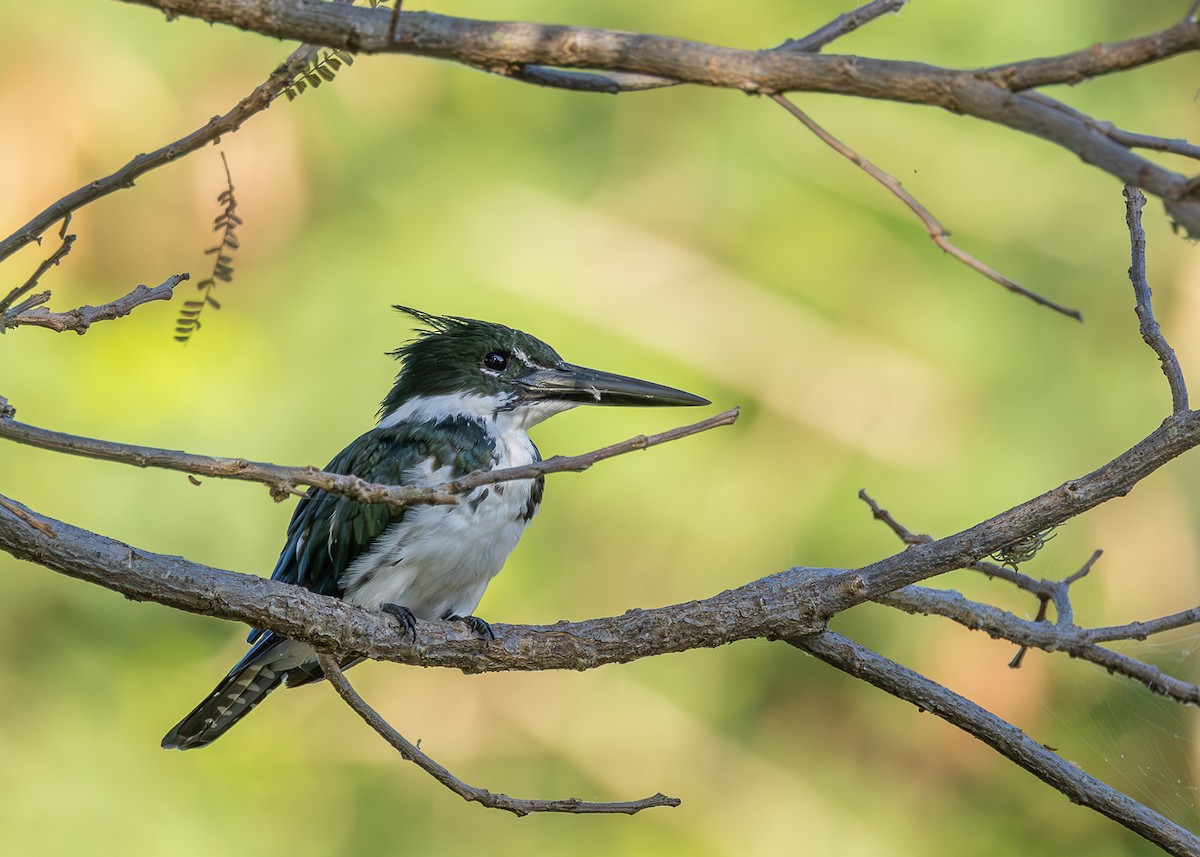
[162,306,708,749]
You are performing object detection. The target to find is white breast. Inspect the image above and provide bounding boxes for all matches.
[339,416,541,621]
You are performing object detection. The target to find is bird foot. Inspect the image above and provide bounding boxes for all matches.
[445,613,495,640]
[381,603,418,641]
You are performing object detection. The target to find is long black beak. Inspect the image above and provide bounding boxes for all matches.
[518,363,709,407]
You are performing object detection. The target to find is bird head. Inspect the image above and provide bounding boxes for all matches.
[378,307,708,428]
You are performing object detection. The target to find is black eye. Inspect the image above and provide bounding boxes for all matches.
[482,350,509,372]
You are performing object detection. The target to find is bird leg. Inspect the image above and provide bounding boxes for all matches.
[381,603,418,641]
[444,613,496,640]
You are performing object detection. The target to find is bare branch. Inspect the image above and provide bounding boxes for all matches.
[7,403,1200,676]
[977,18,1200,91]
[1124,184,1189,413]
[1089,605,1200,643]
[859,492,1200,701]
[878,586,1200,707]
[770,94,1083,320]
[3,274,187,334]
[792,631,1200,857]
[0,232,76,322]
[779,0,907,53]
[0,47,315,266]
[6,474,1197,846]
[481,0,907,95]
[115,0,1200,235]
[0,408,738,511]
[1024,93,1200,162]
[858,489,932,545]
[0,491,832,670]
[1006,594,1048,669]
[317,654,679,815]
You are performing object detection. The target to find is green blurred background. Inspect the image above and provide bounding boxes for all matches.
[2,1,1200,854]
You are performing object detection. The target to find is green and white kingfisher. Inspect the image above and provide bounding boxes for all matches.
[162,307,708,750]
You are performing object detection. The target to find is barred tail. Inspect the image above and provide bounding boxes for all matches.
[162,634,308,750]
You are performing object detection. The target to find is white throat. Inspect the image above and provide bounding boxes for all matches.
[377,392,577,431]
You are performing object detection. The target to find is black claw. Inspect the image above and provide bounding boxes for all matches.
[381,603,418,641]
[445,613,495,640]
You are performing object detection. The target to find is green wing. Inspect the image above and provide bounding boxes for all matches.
[247,417,496,642]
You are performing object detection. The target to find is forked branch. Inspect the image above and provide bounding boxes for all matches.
[793,632,1200,857]
[3,274,187,334]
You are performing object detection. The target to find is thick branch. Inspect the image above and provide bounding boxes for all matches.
[793,631,1200,857]
[3,274,187,334]
[0,408,737,510]
[317,654,679,815]
[118,1,1200,234]
[0,491,833,670]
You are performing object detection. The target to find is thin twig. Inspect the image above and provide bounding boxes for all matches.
[778,0,907,53]
[444,407,739,493]
[0,233,77,323]
[1124,184,1188,413]
[793,631,1200,857]
[770,94,1083,321]
[0,45,318,266]
[858,494,1187,685]
[1007,595,1048,668]
[1023,93,1200,162]
[317,655,679,815]
[864,499,1200,700]
[879,586,1200,707]
[4,274,187,334]
[858,490,932,545]
[0,408,738,511]
[388,0,402,43]
[1089,605,1200,643]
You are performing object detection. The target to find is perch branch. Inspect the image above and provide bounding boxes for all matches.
[9,404,1200,674]
[317,654,679,815]
[0,408,738,511]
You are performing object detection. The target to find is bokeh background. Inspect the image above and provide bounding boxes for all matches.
[2,1,1200,854]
